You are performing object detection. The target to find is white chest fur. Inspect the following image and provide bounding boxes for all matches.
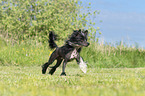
[70,49,78,59]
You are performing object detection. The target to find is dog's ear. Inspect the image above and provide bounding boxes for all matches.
[84,30,88,35]
[73,29,80,36]
[73,30,78,33]
[78,29,81,32]
[84,30,88,33]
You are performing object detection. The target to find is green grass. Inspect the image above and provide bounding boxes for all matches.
[0,66,145,96]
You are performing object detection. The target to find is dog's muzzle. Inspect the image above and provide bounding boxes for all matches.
[87,42,90,46]
[84,42,90,47]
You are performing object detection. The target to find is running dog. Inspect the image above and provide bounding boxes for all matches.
[42,29,89,76]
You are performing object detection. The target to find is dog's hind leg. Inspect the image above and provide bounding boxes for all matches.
[49,57,63,75]
[60,59,68,76]
[42,50,58,74]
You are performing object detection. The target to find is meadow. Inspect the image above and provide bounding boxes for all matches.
[1,37,145,96]
[0,40,145,96]
[1,0,145,95]
[0,66,145,96]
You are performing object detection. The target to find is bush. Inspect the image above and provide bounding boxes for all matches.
[0,0,99,43]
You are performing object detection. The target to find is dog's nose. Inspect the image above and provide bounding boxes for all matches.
[86,42,90,47]
[87,42,90,46]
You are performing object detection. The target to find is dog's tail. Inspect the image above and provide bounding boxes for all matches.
[48,31,58,49]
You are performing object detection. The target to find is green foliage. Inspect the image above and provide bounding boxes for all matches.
[0,0,99,43]
[1,66,145,96]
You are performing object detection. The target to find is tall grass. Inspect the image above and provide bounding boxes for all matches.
[81,42,145,68]
[0,40,49,66]
[0,38,145,68]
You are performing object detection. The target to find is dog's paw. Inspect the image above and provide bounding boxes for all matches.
[60,72,66,76]
[49,68,56,75]
[42,65,47,74]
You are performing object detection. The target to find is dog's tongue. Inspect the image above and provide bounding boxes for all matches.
[79,57,87,73]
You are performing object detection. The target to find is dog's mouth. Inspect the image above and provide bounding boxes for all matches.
[68,41,89,47]
[68,41,81,47]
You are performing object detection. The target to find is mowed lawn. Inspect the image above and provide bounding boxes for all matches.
[0,66,145,96]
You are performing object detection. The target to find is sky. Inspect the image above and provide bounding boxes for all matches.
[81,0,145,48]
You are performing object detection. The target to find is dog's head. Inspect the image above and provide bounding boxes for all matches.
[67,29,90,47]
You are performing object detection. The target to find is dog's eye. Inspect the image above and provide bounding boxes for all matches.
[81,36,84,39]
[80,38,84,41]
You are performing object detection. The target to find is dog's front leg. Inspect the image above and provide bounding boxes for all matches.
[60,60,67,76]
[76,55,81,64]
[76,56,87,73]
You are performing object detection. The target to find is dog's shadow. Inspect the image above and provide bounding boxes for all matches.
[65,73,86,77]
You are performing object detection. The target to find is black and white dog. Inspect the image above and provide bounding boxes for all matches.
[42,29,90,76]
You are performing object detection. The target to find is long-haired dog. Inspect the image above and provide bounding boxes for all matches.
[42,29,90,76]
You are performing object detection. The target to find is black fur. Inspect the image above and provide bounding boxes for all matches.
[42,29,89,76]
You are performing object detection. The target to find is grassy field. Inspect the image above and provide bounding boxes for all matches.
[0,66,145,96]
[1,38,145,96]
